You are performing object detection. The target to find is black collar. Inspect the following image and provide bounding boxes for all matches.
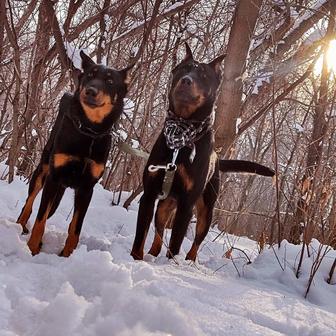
[65,112,114,139]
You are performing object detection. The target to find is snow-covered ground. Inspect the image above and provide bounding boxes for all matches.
[0,163,335,336]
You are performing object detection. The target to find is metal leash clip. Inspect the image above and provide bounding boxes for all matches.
[148,149,179,173]
[148,164,168,172]
[148,149,179,200]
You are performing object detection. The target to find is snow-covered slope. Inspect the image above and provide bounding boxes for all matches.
[0,163,335,336]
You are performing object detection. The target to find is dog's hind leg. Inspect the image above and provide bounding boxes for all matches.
[59,186,94,257]
[148,197,176,257]
[186,172,219,261]
[27,174,60,255]
[47,185,66,219]
[166,199,194,259]
[17,163,49,234]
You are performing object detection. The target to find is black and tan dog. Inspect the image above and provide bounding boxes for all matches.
[17,52,133,256]
[131,44,274,261]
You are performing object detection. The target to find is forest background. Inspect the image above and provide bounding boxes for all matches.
[1,0,336,249]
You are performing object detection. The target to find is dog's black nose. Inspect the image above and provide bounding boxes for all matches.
[181,75,193,86]
[85,86,98,97]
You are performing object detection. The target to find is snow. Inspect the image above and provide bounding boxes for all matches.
[65,42,88,70]
[123,98,135,116]
[235,117,242,134]
[252,72,272,95]
[0,162,335,335]
[294,123,305,133]
[290,0,328,33]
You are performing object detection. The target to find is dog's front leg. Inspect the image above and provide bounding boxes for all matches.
[148,197,176,257]
[166,200,193,259]
[27,175,59,255]
[131,192,157,260]
[17,163,49,234]
[59,185,94,257]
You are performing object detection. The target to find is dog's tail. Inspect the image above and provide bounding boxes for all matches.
[218,160,275,177]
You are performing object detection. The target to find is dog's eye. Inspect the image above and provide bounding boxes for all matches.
[87,73,94,78]
[107,78,113,84]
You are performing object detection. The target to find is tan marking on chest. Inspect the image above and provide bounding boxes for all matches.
[90,161,105,179]
[148,170,158,178]
[80,91,113,123]
[177,164,194,191]
[54,154,79,168]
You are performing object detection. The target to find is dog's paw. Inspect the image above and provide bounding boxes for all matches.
[21,226,29,235]
[131,250,144,261]
[58,248,72,258]
[27,240,42,256]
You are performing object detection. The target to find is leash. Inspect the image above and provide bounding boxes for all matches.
[148,111,213,200]
[148,148,179,200]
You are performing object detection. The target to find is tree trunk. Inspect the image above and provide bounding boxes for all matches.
[214,0,263,156]
[16,0,52,176]
[289,3,336,244]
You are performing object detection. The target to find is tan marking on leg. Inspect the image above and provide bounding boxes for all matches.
[186,243,198,261]
[18,164,49,228]
[148,231,164,257]
[177,165,194,191]
[186,197,207,261]
[61,211,80,257]
[148,197,176,256]
[79,90,113,123]
[157,197,176,228]
[195,197,207,236]
[17,196,34,227]
[27,203,52,255]
[90,161,105,179]
[54,153,79,168]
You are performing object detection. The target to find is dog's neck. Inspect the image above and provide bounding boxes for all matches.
[168,100,215,124]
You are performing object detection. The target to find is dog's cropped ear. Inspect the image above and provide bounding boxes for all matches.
[183,42,193,62]
[119,62,136,85]
[80,51,96,71]
[72,68,82,88]
[208,54,226,74]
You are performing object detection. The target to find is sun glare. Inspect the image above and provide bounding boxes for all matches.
[314,40,336,76]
